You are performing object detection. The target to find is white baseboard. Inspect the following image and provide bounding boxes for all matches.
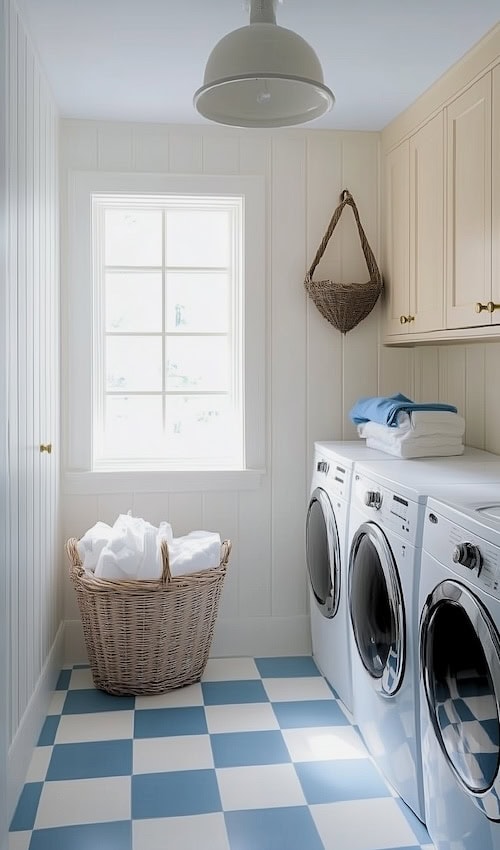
[8,623,65,823]
[64,615,312,666]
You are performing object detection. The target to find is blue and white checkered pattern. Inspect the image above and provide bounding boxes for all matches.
[10,656,435,850]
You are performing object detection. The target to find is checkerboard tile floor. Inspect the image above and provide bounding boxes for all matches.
[10,656,435,850]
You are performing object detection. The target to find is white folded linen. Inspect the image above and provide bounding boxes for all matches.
[358,412,465,444]
[364,436,464,458]
[168,531,222,577]
[394,410,466,436]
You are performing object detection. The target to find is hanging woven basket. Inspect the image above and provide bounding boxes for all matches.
[304,189,383,334]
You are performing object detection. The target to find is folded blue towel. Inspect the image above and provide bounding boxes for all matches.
[349,393,458,427]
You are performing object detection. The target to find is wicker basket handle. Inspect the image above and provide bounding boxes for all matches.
[66,538,83,571]
[159,538,172,585]
[306,189,380,285]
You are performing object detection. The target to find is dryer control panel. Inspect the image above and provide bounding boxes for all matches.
[424,508,500,598]
[351,473,422,546]
[312,454,350,501]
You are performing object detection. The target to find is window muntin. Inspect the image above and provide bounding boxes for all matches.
[92,195,243,470]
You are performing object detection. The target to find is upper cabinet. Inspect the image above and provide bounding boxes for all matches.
[382,24,500,344]
[383,113,444,338]
[446,75,492,329]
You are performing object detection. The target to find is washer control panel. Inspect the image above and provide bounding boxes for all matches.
[351,473,421,545]
[313,455,350,500]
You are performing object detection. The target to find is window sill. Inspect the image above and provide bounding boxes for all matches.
[63,468,266,495]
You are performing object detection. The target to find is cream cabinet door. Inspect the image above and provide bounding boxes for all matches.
[492,66,500,315]
[384,140,410,335]
[446,75,492,329]
[409,112,445,333]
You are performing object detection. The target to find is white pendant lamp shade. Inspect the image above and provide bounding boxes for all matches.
[194,0,334,128]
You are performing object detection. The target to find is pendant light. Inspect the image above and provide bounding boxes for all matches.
[193,0,334,128]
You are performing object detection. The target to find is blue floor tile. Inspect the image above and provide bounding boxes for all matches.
[295,758,392,804]
[134,706,207,738]
[255,657,321,678]
[55,669,72,691]
[10,782,43,831]
[132,769,222,819]
[272,699,349,728]
[225,806,324,850]
[37,715,60,746]
[211,730,291,767]
[62,689,135,714]
[201,679,269,705]
[29,820,132,850]
[46,739,133,780]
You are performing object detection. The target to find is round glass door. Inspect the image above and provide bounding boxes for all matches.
[421,580,500,820]
[306,487,341,618]
[349,522,405,696]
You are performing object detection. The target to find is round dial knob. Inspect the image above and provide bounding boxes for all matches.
[364,490,382,509]
[452,542,482,571]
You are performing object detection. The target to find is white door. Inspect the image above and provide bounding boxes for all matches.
[384,140,411,335]
[446,74,492,329]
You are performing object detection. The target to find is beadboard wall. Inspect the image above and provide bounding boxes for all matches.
[4,0,62,828]
[60,120,410,660]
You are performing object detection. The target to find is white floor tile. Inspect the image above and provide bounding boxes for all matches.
[47,692,66,714]
[34,776,131,828]
[135,683,203,709]
[8,832,31,850]
[205,703,279,734]
[202,658,260,681]
[282,726,368,762]
[133,813,230,850]
[216,763,306,810]
[54,710,134,744]
[310,798,421,850]
[133,734,214,774]
[262,676,336,702]
[68,668,95,690]
[26,746,52,781]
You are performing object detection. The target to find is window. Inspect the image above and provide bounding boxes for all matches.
[65,172,265,482]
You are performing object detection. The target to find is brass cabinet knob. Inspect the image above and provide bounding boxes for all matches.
[475,301,500,314]
[407,315,415,323]
[40,444,52,454]
[399,315,415,325]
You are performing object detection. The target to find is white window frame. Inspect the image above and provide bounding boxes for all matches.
[64,171,266,492]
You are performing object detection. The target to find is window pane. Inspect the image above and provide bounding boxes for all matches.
[167,209,230,267]
[166,336,228,391]
[105,209,162,266]
[166,272,228,333]
[165,395,239,459]
[106,272,162,332]
[106,336,162,391]
[102,395,163,458]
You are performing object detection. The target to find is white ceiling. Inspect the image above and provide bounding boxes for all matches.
[17,0,500,130]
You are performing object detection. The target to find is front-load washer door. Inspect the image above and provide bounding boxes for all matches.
[306,487,341,618]
[349,522,405,696]
[421,579,500,820]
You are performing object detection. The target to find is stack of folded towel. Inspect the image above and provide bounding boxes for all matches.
[76,513,222,581]
[349,392,465,458]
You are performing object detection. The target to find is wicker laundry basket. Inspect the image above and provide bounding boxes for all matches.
[66,537,231,696]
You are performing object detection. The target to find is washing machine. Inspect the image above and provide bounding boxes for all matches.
[347,455,500,823]
[306,441,402,713]
[419,485,500,850]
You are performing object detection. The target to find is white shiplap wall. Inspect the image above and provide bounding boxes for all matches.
[5,0,62,824]
[60,120,410,659]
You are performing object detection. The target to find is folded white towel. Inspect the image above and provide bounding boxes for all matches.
[358,420,465,449]
[395,410,466,437]
[364,436,464,458]
[168,531,221,577]
[94,513,173,581]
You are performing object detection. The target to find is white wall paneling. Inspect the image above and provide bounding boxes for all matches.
[61,120,404,659]
[4,0,61,825]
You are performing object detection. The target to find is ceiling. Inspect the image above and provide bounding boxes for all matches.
[17,0,500,131]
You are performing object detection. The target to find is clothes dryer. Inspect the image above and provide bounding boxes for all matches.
[347,456,500,822]
[419,486,500,850]
[306,441,400,713]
